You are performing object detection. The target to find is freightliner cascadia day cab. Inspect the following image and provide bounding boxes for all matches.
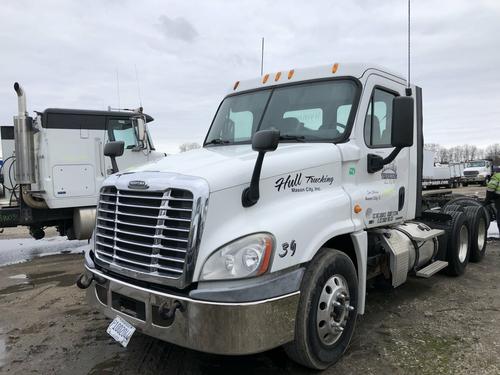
[0,83,164,240]
[80,63,491,369]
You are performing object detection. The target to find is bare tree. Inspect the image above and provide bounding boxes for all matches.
[179,142,201,153]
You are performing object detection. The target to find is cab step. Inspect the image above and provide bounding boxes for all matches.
[416,261,448,278]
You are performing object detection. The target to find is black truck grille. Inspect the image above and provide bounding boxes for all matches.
[94,186,194,279]
[464,170,479,177]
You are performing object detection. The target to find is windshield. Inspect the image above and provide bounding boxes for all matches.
[205,79,359,145]
[467,161,486,168]
[108,118,138,149]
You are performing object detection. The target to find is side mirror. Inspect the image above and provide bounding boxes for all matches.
[391,96,414,148]
[252,129,280,152]
[104,141,124,174]
[132,116,146,145]
[242,130,280,207]
[367,96,414,174]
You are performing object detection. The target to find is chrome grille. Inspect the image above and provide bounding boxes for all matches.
[464,170,478,177]
[94,186,194,279]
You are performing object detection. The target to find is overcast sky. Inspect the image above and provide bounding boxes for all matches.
[1,0,499,154]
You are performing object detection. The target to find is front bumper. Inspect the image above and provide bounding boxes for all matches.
[84,265,300,355]
[463,176,485,183]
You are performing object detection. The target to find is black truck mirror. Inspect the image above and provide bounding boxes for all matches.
[252,129,280,152]
[391,96,414,148]
[104,141,124,174]
[242,130,280,207]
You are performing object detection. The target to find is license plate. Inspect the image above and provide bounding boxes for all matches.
[107,316,136,347]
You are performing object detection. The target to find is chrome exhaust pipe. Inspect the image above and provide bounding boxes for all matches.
[13,82,36,184]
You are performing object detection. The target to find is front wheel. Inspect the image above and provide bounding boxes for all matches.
[284,249,358,369]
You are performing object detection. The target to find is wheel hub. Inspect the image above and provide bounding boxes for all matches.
[316,274,354,345]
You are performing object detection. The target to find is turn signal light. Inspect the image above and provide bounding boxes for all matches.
[274,71,282,81]
[332,63,339,74]
[233,81,240,90]
[262,74,270,84]
[288,69,294,79]
[354,204,362,214]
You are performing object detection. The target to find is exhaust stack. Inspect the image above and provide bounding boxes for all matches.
[13,82,36,184]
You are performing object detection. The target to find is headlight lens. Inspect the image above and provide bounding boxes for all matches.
[200,233,274,281]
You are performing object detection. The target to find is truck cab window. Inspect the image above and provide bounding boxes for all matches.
[283,108,323,130]
[230,110,254,141]
[205,80,359,145]
[364,88,396,147]
[206,91,270,144]
[108,119,138,149]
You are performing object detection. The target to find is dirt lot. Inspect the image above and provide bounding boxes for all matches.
[0,238,499,375]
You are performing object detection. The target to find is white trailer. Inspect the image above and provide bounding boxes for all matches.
[422,150,464,189]
[0,83,164,239]
[79,64,491,369]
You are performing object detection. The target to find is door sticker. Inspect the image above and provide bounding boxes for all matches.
[274,173,334,193]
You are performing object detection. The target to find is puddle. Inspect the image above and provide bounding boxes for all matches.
[8,274,28,280]
[0,270,80,296]
[0,237,88,267]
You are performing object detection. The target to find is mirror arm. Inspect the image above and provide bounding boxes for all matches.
[242,151,266,207]
[110,156,119,174]
[367,147,402,174]
[383,147,402,165]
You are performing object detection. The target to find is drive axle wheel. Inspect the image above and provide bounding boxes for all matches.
[284,249,358,370]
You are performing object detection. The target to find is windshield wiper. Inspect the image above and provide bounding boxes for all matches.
[279,135,306,142]
[205,138,231,145]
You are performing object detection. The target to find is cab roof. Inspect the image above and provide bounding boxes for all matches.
[230,63,406,94]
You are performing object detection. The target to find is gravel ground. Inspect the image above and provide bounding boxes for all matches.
[0,239,499,375]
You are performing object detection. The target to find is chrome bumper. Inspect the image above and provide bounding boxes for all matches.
[85,265,300,355]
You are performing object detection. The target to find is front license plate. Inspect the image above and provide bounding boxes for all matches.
[107,316,136,347]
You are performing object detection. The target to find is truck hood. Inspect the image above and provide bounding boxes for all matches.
[130,143,339,192]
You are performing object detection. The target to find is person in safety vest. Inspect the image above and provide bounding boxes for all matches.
[485,166,500,236]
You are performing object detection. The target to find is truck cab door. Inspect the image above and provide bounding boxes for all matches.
[106,117,152,174]
[353,75,411,228]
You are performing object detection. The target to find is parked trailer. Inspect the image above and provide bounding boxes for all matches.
[79,63,492,369]
[422,150,464,189]
[0,83,165,240]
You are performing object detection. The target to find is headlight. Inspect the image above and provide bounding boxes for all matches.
[200,233,274,281]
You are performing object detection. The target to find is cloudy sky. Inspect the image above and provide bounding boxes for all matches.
[1,0,499,153]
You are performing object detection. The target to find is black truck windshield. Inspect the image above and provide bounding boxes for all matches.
[205,79,359,145]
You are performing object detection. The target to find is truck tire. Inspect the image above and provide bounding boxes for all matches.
[462,206,488,262]
[462,182,468,187]
[284,248,358,370]
[434,211,470,276]
[443,198,491,223]
[443,204,463,213]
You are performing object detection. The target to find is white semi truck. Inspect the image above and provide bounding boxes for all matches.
[0,83,164,239]
[79,64,491,369]
[462,159,493,186]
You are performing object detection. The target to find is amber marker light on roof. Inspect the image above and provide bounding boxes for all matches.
[233,81,240,90]
[262,74,270,84]
[332,63,339,73]
[288,69,294,79]
[274,71,282,82]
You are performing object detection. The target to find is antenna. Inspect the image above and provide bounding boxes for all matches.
[260,37,265,76]
[406,0,412,95]
[134,64,143,108]
[116,69,121,110]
